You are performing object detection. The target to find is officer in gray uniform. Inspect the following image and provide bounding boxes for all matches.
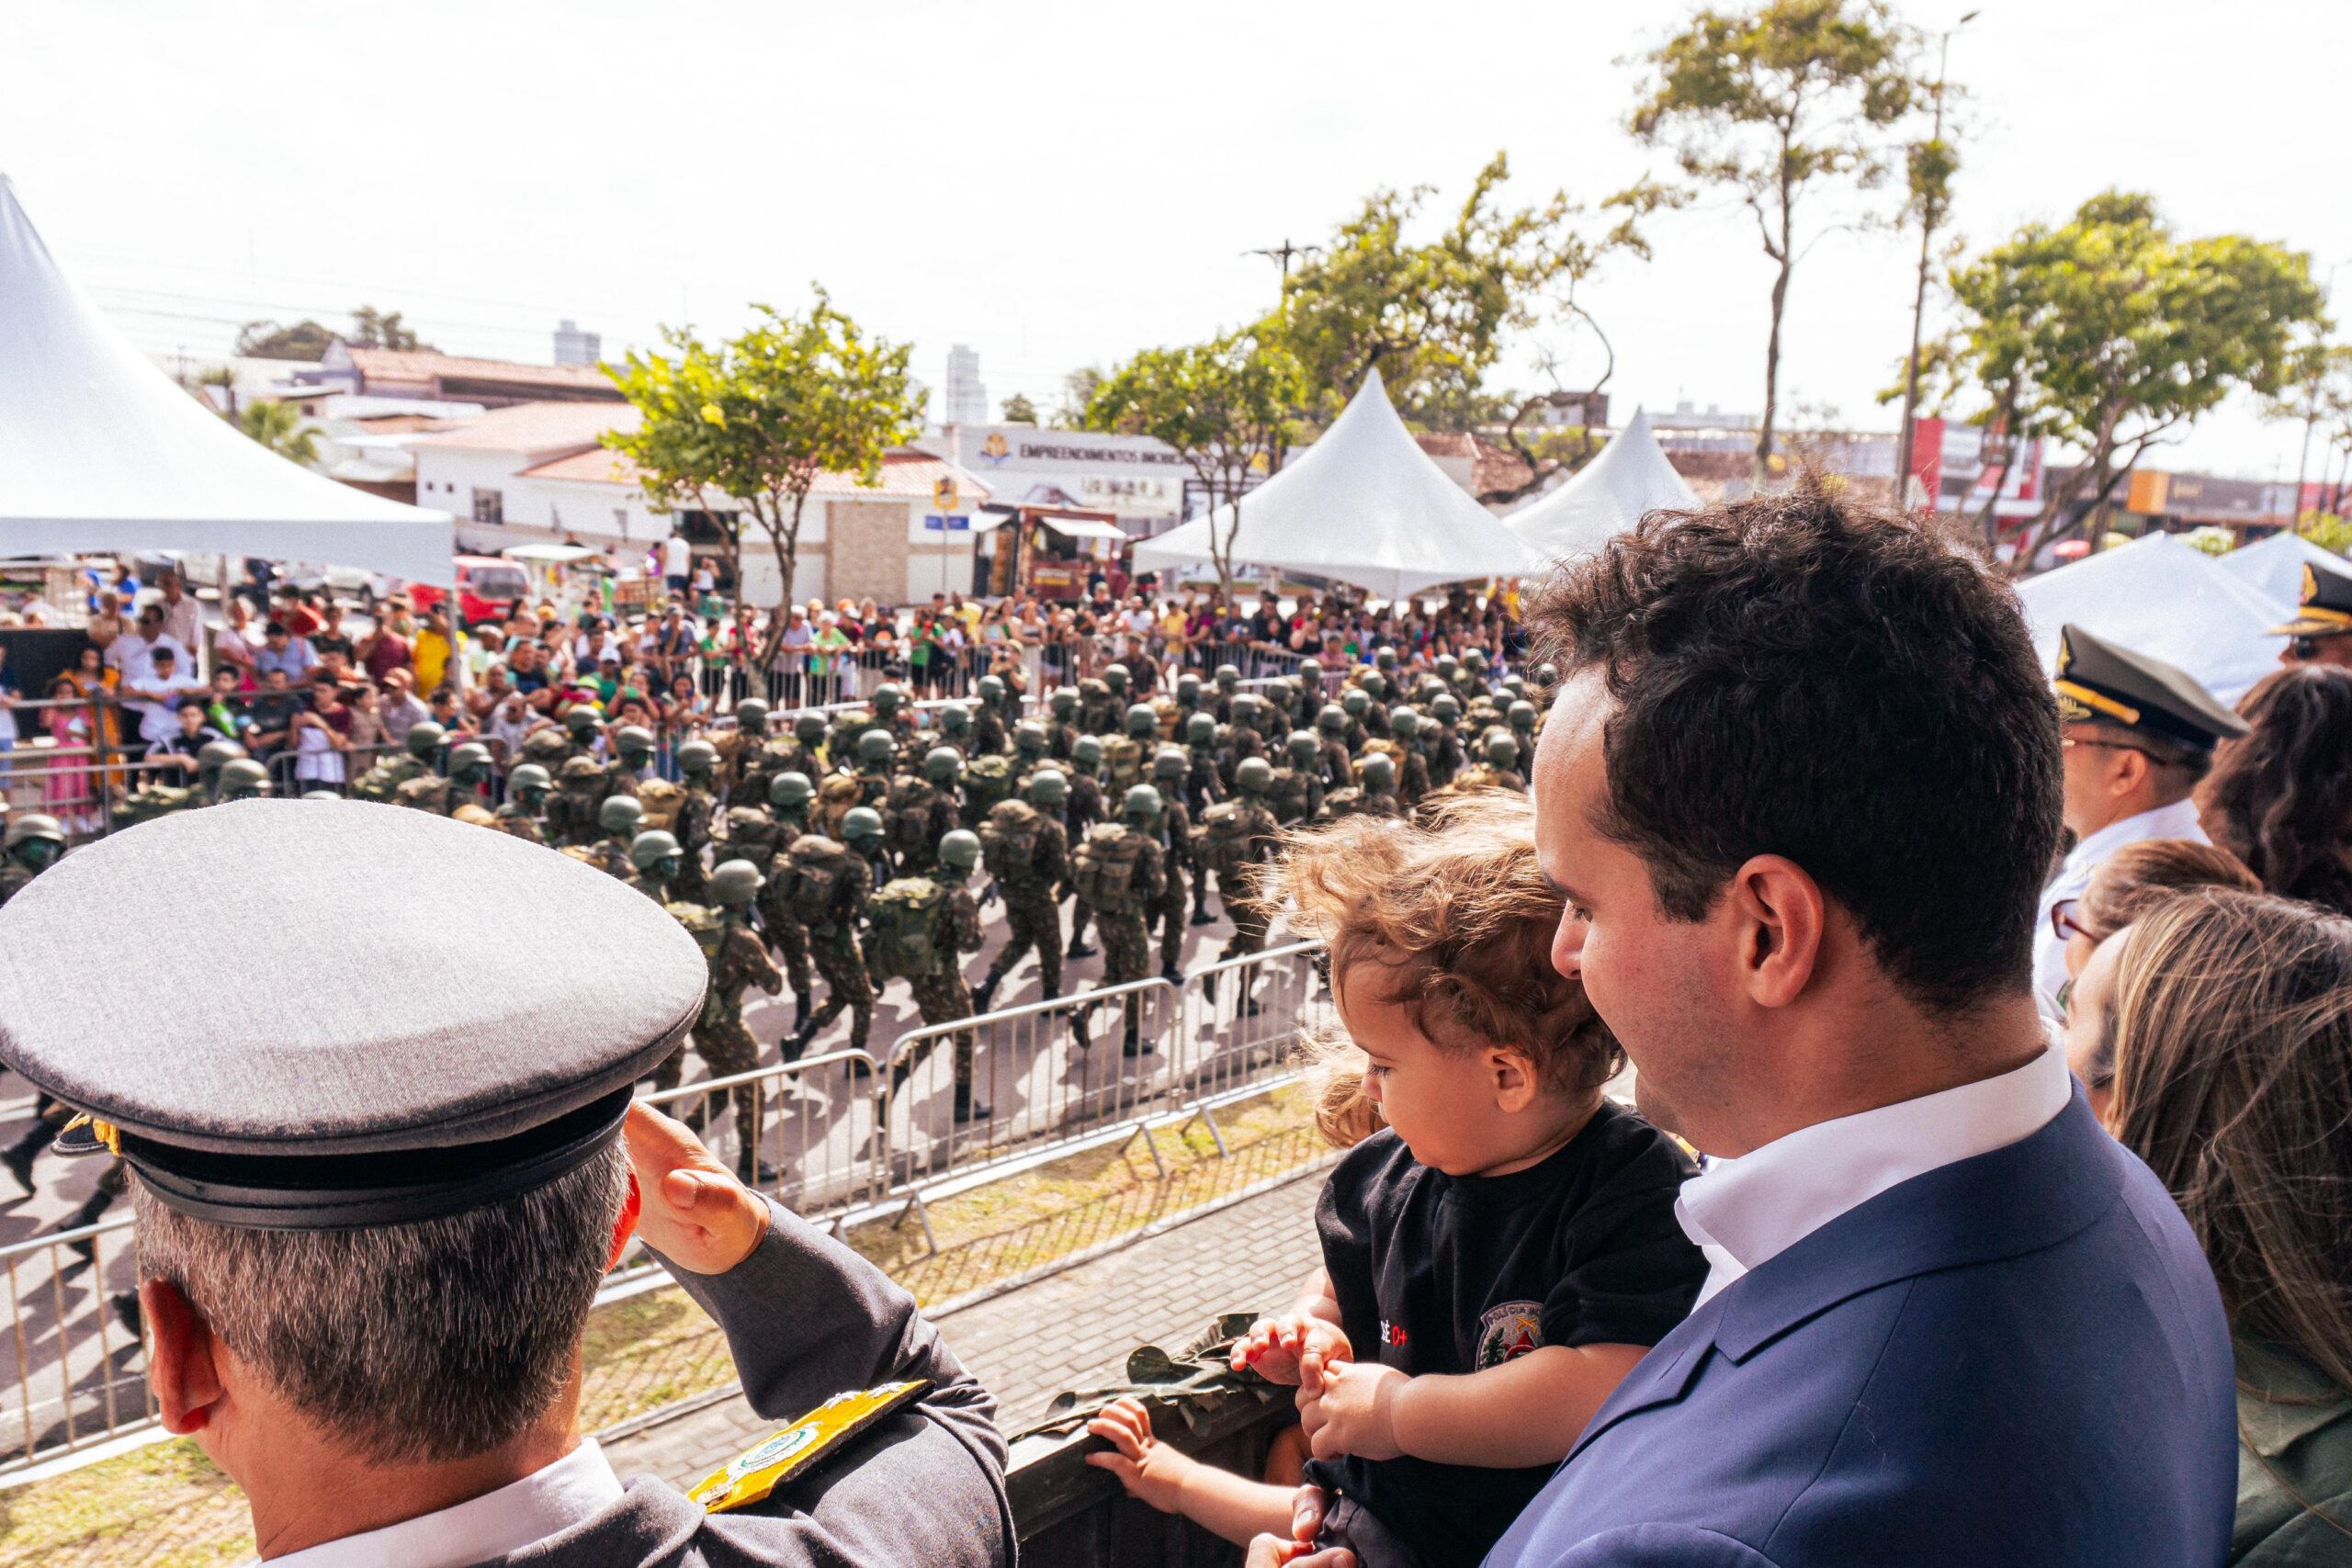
[0,801,1010,1568]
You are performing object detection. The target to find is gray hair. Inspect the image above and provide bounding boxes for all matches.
[134,1139,628,1466]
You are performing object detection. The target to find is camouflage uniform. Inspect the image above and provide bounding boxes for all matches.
[1214,796,1282,966]
[900,881,985,1098]
[493,800,547,843]
[1265,762,1321,827]
[972,703,1007,758]
[671,784,717,904]
[1074,821,1166,1051]
[882,773,959,874]
[789,836,875,1056]
[683,922,783,1170]
[1149,794,1195,978]
[977,802,1069,1001]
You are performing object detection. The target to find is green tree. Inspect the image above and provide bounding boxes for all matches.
[234,319,335,361]
[1630,0,1924,477]
[1266,153,1666,431]
[1000,391,1039,424]
[236,400,321,465]
[1947,191,2325,571]
[348,305,429,351]
[606,287,922,659]
[1050,367,1103,428]
[1082,329,1305,604]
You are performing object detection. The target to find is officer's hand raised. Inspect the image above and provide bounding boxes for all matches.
[623,1101,770,1274]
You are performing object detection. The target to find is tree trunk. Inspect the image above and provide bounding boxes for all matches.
[752,489,809,674]
[1757,249,1792,487]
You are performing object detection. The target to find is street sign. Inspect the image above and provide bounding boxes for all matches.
[923,514,971,532]
[933,476,957,512]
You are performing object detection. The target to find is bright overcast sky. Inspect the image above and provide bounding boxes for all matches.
[7,0,2345,480]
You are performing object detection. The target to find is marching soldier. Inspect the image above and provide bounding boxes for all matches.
[782,826,876,1060]
[1271,731,1325,826]
[1208,663,1240,725]
[1322,750,1403,821]
[1198,756,1280,1016]
[972,771,1069,1011]
[693,858,784,1183]
[1449,730,1530,795]
[750,773,817,1032]
[496,762,553,842]
[610,725,660,790]
[351,720,443,803]
[1148,749,1196,983]
[842,806,892,892]
[1353,670,1394,740]
[1312,705,1355,789]
[1172,673,1204,733]
[593,795,647,876]
[1216,693,1264,790]
[670,739,720,903]
[1074,676,1115,738]
[883,748,964,874]
[1104,703,1159,794]
[1070,785,1167,1056]
[1060,736,1107,960]
[890,829,991,1124]
[781,710,830,781]
[849,730,897,810]
[561,701,605,761]
[1427,692,1466,786]
[216,758,271,801]
[1339,686,1373,752]
[626,830,684,901]
[395,741,491,816]
[720,696,775,805]
[1504,700,1540,777]
[1386,707,1432,807]
[1182,712,1222,827]
[972,675,1010,756]
[0,813,64,907]
[1044,687,1082,760]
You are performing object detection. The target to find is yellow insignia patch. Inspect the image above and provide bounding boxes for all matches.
[687,1380,931,1515]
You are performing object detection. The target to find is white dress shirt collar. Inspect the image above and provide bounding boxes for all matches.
[2063,797,2209,883]
[1676,1035,2074,1311]
[267,1438,623,1568]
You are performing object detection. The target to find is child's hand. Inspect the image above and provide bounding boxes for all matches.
[1231,1313,1351,1385]
[1297,1355,1408,1462]
[1085,1396,1197,1514]
[1241,1483,1354,1567]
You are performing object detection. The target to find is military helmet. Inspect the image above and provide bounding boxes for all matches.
[771,770,812,808]
[5,813,66,850]
[1341,687,1370,716]
[708,858,763,907]
[615,725,656,759]
[1176,673,1202,705]
[1433,654,1459,681]
[1508,699,1537,731]
[1535,661,1559,688]
[403,721,447,761]
[675,739,718,774]
[794,711,827,743]
[1103,663,1130,691]
[1298,658,1324,684]
[1485,731,1520,769]
[1153,746,1186,781]
[1125,702,1158,738]
[1286,729,1319,765]
[302,788,342,801]
[1014,719,1048,754]
[1463,647,1489,671]
[1431,693,1462,724]
[1360,752,1396,790]
[1185,712,1216,747]
[924,745,963,783]
[1388,707,1420,740]
[1025,768,1068,807]
[1316,703,1348,734]
[599,795,645,834]
[1228,693,1260,730]
[937,829,982,873]
[523,728,571,764]
[842,806,884,845]
[559,754,604,781]
[1359,671,1387,700]
[563,704,603,736]
[1049,687,1079,717]
[978,674,1005,704]
[1264,677,1295,708]
[1213,664,1239,689]
[871,683,903,715]
[1121,784,1160,821]
[1077,677,1108,703]
[198,739,246,772]
[628,829,681,871]
[1072,735,1103,769]
[1234,756,1273,795]
[735,697,771,730]
[508,762,554,796]
[1374,647,1398,671]
[940,702,970,734]
[1501,675,1528,703]
[218,758,271,797]
[856,729,896,767]
[448,741,492,773]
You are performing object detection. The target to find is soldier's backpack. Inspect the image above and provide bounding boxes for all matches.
[882,775,939,863]
[964,752,1013,818]
[811,773,863,840]
[777,834,855,931]
[1070,823,1148,918]
[1318,785,1365,821]
[865,877,945,980]
[666,901,724,959]
[1194,800,1257,881]
[394,775,452,814]
[350,755,421,804]
[979,799,1046,887]
[1104,735,1146,791]
[722,807,784,872]
[635,777,685,833]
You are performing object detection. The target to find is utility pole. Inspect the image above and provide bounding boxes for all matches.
[1894,11,1976,513]
[1246,240,1322,309]
[2291,264,2341,530]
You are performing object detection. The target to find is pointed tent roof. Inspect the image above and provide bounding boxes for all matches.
[2212,529,2351,609]
[1503,408,1699,562]
[2014,533,2291,706]
[1129,369,1543,599]
[0,175,455,585]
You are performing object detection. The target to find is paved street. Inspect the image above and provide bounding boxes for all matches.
[603,1163,1329,1488]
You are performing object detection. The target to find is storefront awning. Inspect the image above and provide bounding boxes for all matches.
[1038,516,1128,542]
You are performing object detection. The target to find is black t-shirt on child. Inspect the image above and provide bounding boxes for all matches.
[1305,1101,1706,1568]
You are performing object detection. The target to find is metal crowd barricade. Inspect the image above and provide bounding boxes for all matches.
[0,1213,148,1472]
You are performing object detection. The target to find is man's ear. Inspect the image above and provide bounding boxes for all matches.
[1726,855,1826,1010]
[1490,1047,1542,1113]
[141,1280,226,1435]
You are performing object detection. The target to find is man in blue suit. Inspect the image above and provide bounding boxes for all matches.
[1254,491,2236,1567]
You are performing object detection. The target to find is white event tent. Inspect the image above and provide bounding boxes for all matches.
[2014,533,2291,705]
[1129,368,1543,600]
[2212,529,2349,608]
[0,175,455,586]
[1503,408,1699,562]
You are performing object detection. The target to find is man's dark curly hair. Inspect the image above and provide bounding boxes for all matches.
[2198,665,2352,917]
[1527,485,2063,1015]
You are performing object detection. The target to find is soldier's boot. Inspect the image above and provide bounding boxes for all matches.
[1067,903,1095,959]
[4,1120,57,1198]
[793,991,811,1030]
[736,1150,780,1184]
[1201,970,1217,1004]
[110,1291,141,1340]
[1160,959,1183,985]
[1190,882,1216,925]
[952,1084,991,1122]
[62,1189,119,1264]
[970,971,1001,1013]
[1066,936,1095,959]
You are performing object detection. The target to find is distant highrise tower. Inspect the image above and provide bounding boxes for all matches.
[944,344,988,426]
[553,319,601,367]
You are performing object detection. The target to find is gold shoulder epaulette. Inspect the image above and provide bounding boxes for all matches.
[686,1380,932,1514]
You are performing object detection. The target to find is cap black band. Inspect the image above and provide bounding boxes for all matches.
[121,1087,634,1230]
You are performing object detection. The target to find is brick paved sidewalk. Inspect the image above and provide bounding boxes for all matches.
[603,1163,1329,1488]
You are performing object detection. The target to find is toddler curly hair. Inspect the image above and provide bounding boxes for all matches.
[1263,793,1622,1147]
